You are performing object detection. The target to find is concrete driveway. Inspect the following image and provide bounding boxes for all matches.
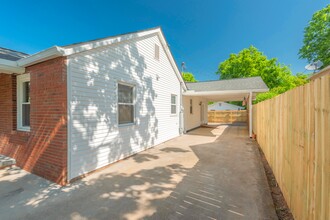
[0,124,277,220]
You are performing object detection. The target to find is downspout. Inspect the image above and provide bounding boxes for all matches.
[179,82,185,134]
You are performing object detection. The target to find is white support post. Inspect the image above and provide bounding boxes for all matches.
[249,91,253,138]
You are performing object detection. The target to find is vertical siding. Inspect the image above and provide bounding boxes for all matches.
[183,96,208,131]
[253,73,330,220]
[67,34,181,179]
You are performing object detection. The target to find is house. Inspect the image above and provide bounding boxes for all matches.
[0,27,268,185]
[308,65,330,81]
[208,102,245,111]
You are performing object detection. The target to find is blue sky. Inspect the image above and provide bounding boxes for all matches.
[1,0,328,81]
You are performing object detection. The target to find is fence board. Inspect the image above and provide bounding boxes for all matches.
[253,73,329,220]
[208,110,247,123]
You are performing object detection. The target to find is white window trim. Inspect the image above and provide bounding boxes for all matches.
[117,82,136,126]
[17,74,31,131]
[171,94,177,115]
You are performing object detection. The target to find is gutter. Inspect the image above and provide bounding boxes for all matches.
[17,46,66,67]
[0,59,25,74]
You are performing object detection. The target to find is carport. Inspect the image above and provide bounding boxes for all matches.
[183,77,269,137]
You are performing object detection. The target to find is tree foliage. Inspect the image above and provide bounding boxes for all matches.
[182,72,197,82]
[299,4,330,68]
[216,46,308,103]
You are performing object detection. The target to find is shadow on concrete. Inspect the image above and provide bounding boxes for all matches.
[160,147,190,153]
[132,154,159,163]
[0,124,276,220]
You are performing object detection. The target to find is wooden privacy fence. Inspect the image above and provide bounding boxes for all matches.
[208,110,247,123]
[253,74,329,220]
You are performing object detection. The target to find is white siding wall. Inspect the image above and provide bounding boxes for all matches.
[67,34,181,180]
[183,96,208,132]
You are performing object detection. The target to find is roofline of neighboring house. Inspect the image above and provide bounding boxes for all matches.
[0,58,25,74]
[208,101,245,108]
[308,65,330,81]
[14,27,187,90]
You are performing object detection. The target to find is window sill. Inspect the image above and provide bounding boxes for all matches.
[170,114,178,117]
[17,127,30,132]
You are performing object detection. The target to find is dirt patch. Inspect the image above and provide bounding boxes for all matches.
[258,147,294,220]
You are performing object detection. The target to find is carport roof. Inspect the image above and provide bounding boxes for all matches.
[186,76,268,91]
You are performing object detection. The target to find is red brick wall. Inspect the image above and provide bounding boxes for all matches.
[0,57,68,185]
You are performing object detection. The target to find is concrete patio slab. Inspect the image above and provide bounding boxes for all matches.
[0,124,277,220]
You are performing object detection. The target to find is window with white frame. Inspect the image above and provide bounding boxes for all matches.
[118,83,135,125]
[17,74,30,131]
[190,99,193,114]
[171,95,177,114]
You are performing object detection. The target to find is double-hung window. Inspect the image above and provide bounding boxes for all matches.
[17,74,30,131]
[171,95,177,114]
[118,83,135,125]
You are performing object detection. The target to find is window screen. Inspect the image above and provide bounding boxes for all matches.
[118,84,134,124]
[171,95,177,114]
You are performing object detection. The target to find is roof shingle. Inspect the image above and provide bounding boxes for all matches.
[186,77,268,91]
[0,47,29,61]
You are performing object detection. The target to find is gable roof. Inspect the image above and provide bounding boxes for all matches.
[14,27,186,89]
[186,77,268,92]
[61,26,161,48]
[0,47,29,61]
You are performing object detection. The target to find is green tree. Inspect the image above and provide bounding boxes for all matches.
[299,4,330,68]
[217,46,308,103]
[182,72,197,82]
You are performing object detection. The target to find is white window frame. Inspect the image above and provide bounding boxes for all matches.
[17,74,31,131]
[171,94,177,115]
[117,82,136,126]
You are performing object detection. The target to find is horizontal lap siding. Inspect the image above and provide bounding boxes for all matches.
[68,34,181,179]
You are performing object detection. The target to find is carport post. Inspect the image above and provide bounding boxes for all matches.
[249,91,252,138]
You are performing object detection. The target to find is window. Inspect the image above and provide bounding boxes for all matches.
[171,95,177,114]
[190,99,193,114]
[17,74,30,131]
[118,83,135,125]
[154,44,160,60]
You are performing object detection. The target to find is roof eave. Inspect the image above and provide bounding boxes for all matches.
[0,59,25,74]
[14,27,187,89]
[17,46,65,67]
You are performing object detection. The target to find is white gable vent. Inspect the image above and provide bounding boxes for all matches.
[154,44,160,61]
